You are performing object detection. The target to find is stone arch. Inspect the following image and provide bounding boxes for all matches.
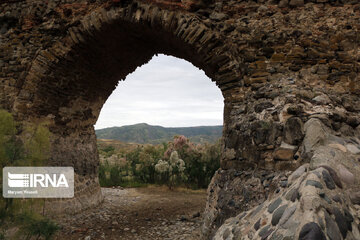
[13,1,240,213]
[2,0,360,238]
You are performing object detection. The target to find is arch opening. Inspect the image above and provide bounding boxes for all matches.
[94,53,223,188]
[95,54,224,130]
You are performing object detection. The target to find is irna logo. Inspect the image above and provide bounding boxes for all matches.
[3,167,74,198]
[8,172,69,188]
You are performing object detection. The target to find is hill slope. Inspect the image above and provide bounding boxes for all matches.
[95,123,222,144]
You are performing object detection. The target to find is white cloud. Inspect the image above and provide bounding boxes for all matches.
[94,54,224,129]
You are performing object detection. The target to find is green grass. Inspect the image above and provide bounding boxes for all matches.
[17,212,59,240]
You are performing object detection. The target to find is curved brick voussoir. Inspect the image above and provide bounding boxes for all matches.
[13,1,238,124]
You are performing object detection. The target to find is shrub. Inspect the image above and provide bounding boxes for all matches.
[154,151,186,189]
[98,163,108,186]
[98,135,221,190]
[100,145,115,157]
[102,145,115,153]
[0,110,55,238]
[109,165,121,185]
[17,212,59,240]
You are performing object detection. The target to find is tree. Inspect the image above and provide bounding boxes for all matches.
[200,140,221,187]
[23,123,51,166]
[155,151,186,189]
[0,110,22,211]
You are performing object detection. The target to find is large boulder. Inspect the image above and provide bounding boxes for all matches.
[302,118,329,154]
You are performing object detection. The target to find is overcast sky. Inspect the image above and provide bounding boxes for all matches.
[94,54,224,130]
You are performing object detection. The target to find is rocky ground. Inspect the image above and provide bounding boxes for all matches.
[53,186,206,240]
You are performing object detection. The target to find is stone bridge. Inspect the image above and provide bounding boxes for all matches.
[1,0,360,239]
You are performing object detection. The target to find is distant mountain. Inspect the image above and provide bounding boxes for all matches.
[95,123,223,144]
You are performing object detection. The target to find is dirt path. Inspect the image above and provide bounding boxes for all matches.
[54,186,207,240]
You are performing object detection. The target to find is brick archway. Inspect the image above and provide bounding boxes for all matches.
[12,0,240,213]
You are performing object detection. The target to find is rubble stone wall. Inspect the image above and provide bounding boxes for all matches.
[0,0,359,238]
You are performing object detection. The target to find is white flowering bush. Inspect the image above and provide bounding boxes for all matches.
[155,159,170,173]
[155,151,186,189]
